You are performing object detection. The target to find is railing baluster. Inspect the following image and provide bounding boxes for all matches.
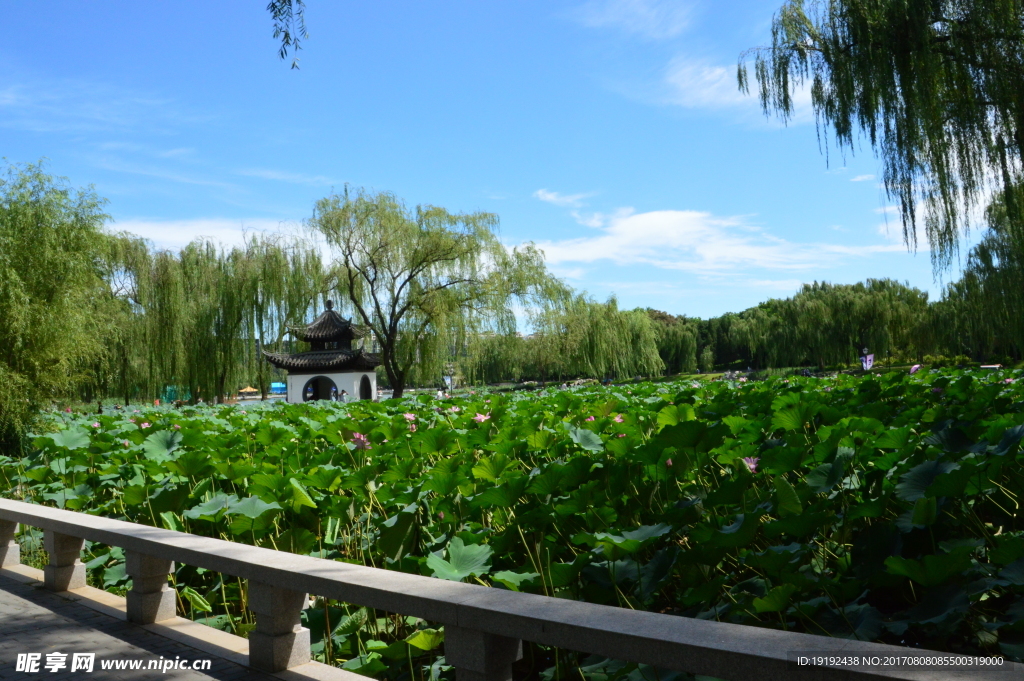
[125,551,176,624]
[247,581,311,672]
[445,626,523,681]
[43,530,85,591]
[0,520,18,567]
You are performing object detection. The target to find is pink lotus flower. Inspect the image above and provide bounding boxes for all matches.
[739,377,748,383]
[742,457,760,474]
[351,432,372,450]
[408,423,417,432]
[613,414,624,423]
[910,364,922,374]
[666,458,673,467]
[1006,378,1016,384]
[449,406,460,412]
[403,413,416,421]
[140,422,151,428]
[438,511,445,520]
[129,418,136,423]
[91,422,100,428]
[585,416,595,422]
[618,433,626,438]
[241,410,247,415]
[173,424,181,429]
[133,410,139,413]
[485,400,491,403]
[64,407,72,413]
[122,440,130,448]
[473,413,490,423]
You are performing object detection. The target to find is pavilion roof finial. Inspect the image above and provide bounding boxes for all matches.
[326,299,334,310]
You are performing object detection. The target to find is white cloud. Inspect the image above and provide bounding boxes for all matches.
[573,0,694,40]
[237,168,339,186]
[571,211,606,228]
[533,208,907,274]
[851,174,875,182]
[663,59,748,109]
[534,189,594,207]
[569,206,634,228]
[662,56,813,122]
[111,218,301,252]
[875,206,900,215]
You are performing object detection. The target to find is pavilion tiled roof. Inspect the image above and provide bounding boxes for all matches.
[293,300,367,343]
[262,348,381,372]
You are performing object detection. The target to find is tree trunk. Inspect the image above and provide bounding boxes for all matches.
[380,341,406,399]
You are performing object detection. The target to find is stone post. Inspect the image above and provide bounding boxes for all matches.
[247,581,310,672]
[43,530,86,591]
[445,626,523,681]
[0,520,19,567]
[125,551,176,623]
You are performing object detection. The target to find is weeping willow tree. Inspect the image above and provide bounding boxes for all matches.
[646,310,699,375]
[935,183,1024,360]
[741,0,1024,269]
[530,296,665,381]
[309,188,560,398]
[0,163,116,448]
[89,231,326,405]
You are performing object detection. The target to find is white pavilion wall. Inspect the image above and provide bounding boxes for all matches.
[286,371,377,402]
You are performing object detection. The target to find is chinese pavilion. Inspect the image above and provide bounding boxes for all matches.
[263,301,380,402]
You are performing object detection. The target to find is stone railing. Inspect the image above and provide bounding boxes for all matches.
[0,498,1010,681]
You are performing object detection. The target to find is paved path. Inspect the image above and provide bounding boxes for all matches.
[0,573,276,681]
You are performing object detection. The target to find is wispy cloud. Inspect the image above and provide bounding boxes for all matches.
[534,189,595,207]
[93,158,240,190]
[663,59,748,109]
[0,78,206,134]
[533,208,907,274]
[112,218,301,252]
[660,56,813,123]
[158,148,196,159]
[747,279,805,292]
[572,0,695,40]
[851,174,875,182]
[237,168,339,186]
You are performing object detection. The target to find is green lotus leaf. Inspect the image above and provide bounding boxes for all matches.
[427,537,492,581]
[48,427,91,451]
[143,430,182,461]
[225,495,281,519]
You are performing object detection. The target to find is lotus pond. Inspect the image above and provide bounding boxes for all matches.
[4,369,1024,678]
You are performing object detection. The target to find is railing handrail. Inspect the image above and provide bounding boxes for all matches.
[0,498,1008,681]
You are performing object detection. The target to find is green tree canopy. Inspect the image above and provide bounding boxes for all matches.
[309,188,560,398]
[0,163,115,447]
[741,0,1024,269]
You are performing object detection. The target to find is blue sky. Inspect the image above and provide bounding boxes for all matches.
[1,0,955,318]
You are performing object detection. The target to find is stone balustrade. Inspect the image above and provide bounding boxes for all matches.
[0,498,1009,681]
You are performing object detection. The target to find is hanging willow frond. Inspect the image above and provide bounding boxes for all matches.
[740,0,1024,270]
